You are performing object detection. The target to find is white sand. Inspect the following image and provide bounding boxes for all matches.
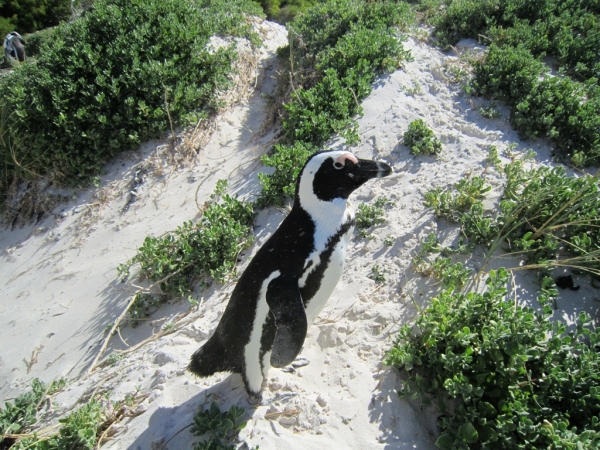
[1,21,598,450]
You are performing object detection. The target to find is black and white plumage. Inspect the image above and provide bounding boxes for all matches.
[188,150,392,398]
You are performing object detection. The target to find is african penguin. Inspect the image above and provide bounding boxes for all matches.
[188,150,392,400]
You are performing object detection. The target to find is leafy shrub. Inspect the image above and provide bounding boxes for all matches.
[355,197,394,238]
[424,157,600,276]
[414,255,471,289]
[403,119,442,156]
[22,27,56,58]
[283,67,363,146]
[498,164,600,270]
[13,398,106,449]
[259,0,414,208]
[257,142,319,207]
[429,0,600,81]
[118,181,255,298]
[284,22,411,146]
[0,0,71,36]
[386,269,600,449]
[0,379,64,438]
[487,19,550,56]
[0,0,262,202]
[431,0,500,50]
[417,0,600,164]
[258,0,322,24]
[191,402,249,450]
[471,44,547,107]
[286,0,413,60]
[50,399,106,449]
[552,8,600,81]
[512,77,600,165]
[472,45,600,165]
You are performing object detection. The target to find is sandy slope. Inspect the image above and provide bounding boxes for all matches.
[1,20,598,450]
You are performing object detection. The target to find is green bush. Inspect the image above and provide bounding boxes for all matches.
[0,378,66,448]
[0,0,262,202]
[471,44,546,106]
[13,399,106,450]
[355,196,394,238]
[472,45,600,165]
[1,379,50,437]
[258,0,322,24]
[498,164,600,269]
[191,402,248,450]
[424,176,491,222]
[512,77,600,165]
[258,0,413,208]
[118,181,255,298]
[431,0,500,49]
[487,19,550,56]
[424,159,600,275]
[257,141,319,207]
[22,27,56,58]
[403,119,442,156]
[418,0,600,164]
[283,18,412,146]
[0,0,71,37]
[429,0,600,81]
[386,269,600,449]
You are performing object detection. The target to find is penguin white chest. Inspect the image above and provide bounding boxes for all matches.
[303,225,354,325]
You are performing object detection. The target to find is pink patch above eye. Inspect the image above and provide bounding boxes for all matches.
[334,153,358,166]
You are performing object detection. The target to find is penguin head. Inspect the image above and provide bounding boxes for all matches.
[296,150,392,207]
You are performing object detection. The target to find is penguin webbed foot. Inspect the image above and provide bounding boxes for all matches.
[280,356,310,373]
[248,392,263,406]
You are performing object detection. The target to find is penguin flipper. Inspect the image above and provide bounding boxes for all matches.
[188,334,232,376]
[266,276,307,368]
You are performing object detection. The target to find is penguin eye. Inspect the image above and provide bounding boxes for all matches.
[333,161,344,170]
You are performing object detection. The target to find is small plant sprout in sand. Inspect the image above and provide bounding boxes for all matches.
[368,264,387,283]
[355,197,395,239]
[403,119,442,156]
[190,402,254,450]
[404,80,422,96]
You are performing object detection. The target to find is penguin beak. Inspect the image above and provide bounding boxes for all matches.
[351,159,392,181]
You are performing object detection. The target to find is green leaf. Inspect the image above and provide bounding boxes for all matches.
[435,434,455,450]
[459,422,478,443]
[478,425,498,443]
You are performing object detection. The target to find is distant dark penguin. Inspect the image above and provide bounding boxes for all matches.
[188,150,392,399]
[3,32,25,62]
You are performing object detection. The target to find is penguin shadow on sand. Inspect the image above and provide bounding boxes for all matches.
[127,375,258,450]
[368,365,439,450]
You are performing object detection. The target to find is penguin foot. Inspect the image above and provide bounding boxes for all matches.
[248,392,263,406]
[281,357,310,373]
[291,357,310,368]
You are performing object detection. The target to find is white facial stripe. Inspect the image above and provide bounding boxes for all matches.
[298,151,357,254]
[244,270,280,394]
